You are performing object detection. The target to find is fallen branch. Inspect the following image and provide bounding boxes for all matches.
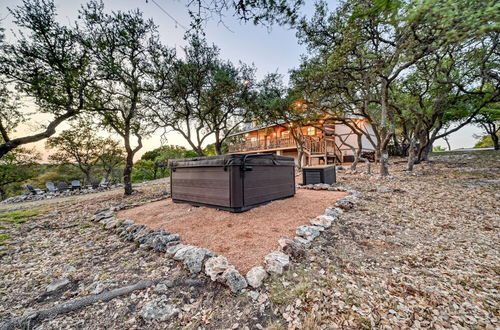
[0,278,162,330]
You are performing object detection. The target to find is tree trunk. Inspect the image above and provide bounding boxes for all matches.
[105,168,113,181]
[420,142,433,162]
[123,152,134,195]
[0,188,6,201]
[215,142,223,155]
[491,132,499,150]
[297,148,304,170]
[444,136,452,151]
[379,148,389,176]
[406,136,417,172]
[85,172,93,187]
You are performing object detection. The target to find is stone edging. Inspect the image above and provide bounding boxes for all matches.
[91,185,360,293]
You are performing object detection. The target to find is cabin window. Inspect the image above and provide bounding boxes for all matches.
[281,131,290,139]
[307,127,316,136]
[250,136,257,142]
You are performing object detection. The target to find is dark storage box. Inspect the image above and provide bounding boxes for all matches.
[168,154,295,212]
[302,165,336,185]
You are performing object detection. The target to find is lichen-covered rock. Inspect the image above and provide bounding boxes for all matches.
[204,256,231,281]
[277,238,294,249]
[310,215,335,228]
[325,206,343,217]
[336,196,358,209]
[296,225,322,241]
[46,278,70,292]
[264,251,290,274]
[166,243,187,257]
[139,298,179,321]
[152,234,180,252]
[182,248,216,273]
[246,266,267,288]
[222,268,247,292]
[172,245,197,261]
[293,236,311,248]
[282,241,306,259]
[104,219,119,229]
[347,189,362,197]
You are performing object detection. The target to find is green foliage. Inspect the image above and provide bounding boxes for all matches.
[46,125,121,185]
[433,146,446,152]
[30,165,82,188]
[139,145,196,181]
[132,160,156,183]
[474,133,499,148]
[148,29,255,156]
[293,0,500,170]
[79,0,175,194]
[0,0,94,158]
[0,147,40,199]
[188,0,304,26]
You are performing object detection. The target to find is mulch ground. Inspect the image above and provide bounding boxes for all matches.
[1,150,498,329]
[117,189,347,274]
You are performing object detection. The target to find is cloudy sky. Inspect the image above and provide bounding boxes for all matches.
[0,0,484,159]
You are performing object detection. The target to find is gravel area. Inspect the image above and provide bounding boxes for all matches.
[117,190,347,274]
[0,150,498,329]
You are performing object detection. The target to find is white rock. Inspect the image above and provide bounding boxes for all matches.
[325,206,343,217]
[246,266,268,288]
[310,215,335,228]
[293,237,311,247]
[139,299,179,321]
[277,238,294,249]
[264,251,290,275]
[46,278,70,292]
[205,256,232,281]
[296,225,322,241]
[166,243,185,257]
[171,245,196,261]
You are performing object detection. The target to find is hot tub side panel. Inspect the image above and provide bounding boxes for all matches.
[242,165,295,206]
[171,166,231,207]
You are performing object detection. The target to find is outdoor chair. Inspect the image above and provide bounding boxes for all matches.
[99,178,110,189]
[25,184,38,195]
[71,180,82,191]
[45,182,58,193]
[57,182,70,191]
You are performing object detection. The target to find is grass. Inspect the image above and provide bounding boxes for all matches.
[0,233,10,245]
[269,279,311,305]
[0,209,40,225]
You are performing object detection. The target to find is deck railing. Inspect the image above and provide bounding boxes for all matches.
[228,136,296,153]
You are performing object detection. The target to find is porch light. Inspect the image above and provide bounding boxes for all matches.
[294,100,304,109]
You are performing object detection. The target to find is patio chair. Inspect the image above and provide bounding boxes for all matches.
[99,178,110,189]
[71,180,82,191]
[25,184,38,195]
[57,182,70,191]
[45,182,58,193]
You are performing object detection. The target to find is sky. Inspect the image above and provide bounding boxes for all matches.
[0,0,485,160]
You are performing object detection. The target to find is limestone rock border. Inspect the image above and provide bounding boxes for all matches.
[91,184,361,293]
[91,195,248,293]
[245,183,361,289]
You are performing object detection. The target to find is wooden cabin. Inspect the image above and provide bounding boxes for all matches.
[227,120,376,166]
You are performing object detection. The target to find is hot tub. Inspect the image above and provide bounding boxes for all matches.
[168,154,295,212]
